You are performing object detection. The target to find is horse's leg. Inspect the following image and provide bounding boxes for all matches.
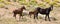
[20,13,23,19]
[36,14,38,19]
[19,14,21,20]
[47,14,51,21]
[45,14,48,21]
[13,13,16,19]
[34,12,38,19]
[36,13,38,19]
[34,14,38,19]
[29,14,31,18]
[34,11,38,19]
[34,12,36,19]
[34,14,36,19]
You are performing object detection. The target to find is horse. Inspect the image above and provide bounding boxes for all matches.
[29,11,35,18]
[13,6,26,19]
[34,5,53,21]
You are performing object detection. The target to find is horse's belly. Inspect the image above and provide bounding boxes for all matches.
[39,12,46,14]
[14,11,22,14]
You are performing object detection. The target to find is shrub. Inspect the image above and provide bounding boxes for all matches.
[44,0,50,3]
[7,0,10,2]
[0,4,5,8]
[29,0,37,5]
[0,0,4,3]
[38,2,46,8]
[4,2,11,5]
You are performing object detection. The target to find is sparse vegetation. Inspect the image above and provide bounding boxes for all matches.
[0,0,60,24]
[0,0,4,3]
[19,18,27,22]
[4,2,11,5]
[39,16,43,19]
[0,18,17,24]
[0,4,5,8]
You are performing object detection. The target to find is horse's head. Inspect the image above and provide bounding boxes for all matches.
[51,5,53,10]
[36,7,41,11]
[49,5,53,11]
[22,6,26,10]
[37,7,41,10]
[35,7,42,13]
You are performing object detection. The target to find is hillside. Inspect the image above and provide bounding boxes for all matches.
[0,0,60,24]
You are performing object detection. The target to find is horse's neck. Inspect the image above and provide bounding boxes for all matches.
[47,6,53,11]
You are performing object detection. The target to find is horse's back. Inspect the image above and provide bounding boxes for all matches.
[13,9,22,14]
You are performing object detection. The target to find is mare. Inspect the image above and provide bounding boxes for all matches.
[34,5,53,21]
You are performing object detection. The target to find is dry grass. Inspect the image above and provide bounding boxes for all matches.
[0,1,60,24]
[0,7,60,24]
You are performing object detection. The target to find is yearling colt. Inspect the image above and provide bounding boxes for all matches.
[34,5,53,21]
[13,6,26,19]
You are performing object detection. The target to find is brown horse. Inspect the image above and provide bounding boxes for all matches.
[29,11,34,18]
[29,9,38,18]
[13,6,26,19]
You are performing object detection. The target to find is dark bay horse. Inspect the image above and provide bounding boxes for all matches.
[13,6,26,19]
[34,5,53,21]
[29,11,35,18]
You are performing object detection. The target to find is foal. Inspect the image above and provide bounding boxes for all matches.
[29,11,34,18]
[34,5,53,21]
[29,10,38,18]
[13,6,26,19]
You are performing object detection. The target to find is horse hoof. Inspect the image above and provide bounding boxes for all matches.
[49,20,51,21]
[45,19,47,21]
